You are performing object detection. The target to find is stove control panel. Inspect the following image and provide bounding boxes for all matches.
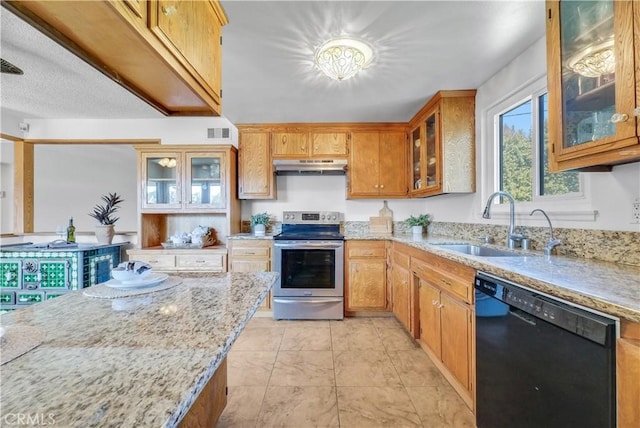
[282,211,342,224]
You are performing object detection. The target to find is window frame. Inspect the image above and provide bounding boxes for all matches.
[482,74,594,221]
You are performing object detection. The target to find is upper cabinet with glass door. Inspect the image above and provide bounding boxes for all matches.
[185,152,226,209]
[546,0,640,171]
[139,148,227,212]
[408,90,476,198]
[140,151,183,211]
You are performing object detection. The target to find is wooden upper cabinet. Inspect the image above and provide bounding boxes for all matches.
[5,0,227,116]
[408,90,475,198]
[546,0,640,171]
[379,131,409,196]
[271,130,348,159]
[310,132,349,158]
[271,131,309,158]
[150,0,223,100]
[348,129,408,198]
[137,145,231,213]
[238,131,275,199]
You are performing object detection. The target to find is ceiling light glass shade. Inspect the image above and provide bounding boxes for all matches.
[315,38,373,81]
[567,39,615,78]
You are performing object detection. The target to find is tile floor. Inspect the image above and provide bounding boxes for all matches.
[217,315,475,428]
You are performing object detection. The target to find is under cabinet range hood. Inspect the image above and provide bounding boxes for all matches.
[273,159,347,175]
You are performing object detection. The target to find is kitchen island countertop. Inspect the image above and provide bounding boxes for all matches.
[0,272,277,427]
[345,233,640,323]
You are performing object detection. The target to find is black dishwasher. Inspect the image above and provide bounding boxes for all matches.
[475,272,617,428]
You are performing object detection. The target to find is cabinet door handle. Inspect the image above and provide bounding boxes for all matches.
[432,299,438,306]
[195,260,206,263]
[634,107,640,117]
[374,184,379,189]
[438,303,445,309]
[161,5,177,15]
[611,113,629,123]
[380,184,384,189]
[440,278,452,287]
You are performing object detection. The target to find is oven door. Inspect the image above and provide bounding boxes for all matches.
[273,240,344,297]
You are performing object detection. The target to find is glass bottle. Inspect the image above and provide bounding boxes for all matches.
[66,217,76,243]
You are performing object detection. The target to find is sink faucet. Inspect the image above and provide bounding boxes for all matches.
[530,209,562,256]
[482,191,522,249]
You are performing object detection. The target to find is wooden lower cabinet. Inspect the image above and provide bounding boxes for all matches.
[411,247,475,410]
[439,292,472,391]
[419,277,473,381]
[617,321,640,428]
[418,280,441,357]
[391,246,418,336]
[392,264,411,332]
[345,240,389,313]
[229,239,272,310]
[178,357,227,427]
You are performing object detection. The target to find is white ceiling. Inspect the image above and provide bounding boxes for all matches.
[0,1,546,125]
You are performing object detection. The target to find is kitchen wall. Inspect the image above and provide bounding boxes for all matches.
[0,142,138,236]
[244,175,429,222]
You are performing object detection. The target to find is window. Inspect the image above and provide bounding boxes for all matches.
[496,91,580,203]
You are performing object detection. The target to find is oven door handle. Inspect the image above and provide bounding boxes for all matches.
[273,297,343,304]
[274,242,343,249]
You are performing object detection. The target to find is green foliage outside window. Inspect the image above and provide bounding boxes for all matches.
[499,94,579,203]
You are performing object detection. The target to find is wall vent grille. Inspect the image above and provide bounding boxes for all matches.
[207,128,230,139]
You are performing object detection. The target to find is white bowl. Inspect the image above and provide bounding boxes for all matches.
[111,267,152,283]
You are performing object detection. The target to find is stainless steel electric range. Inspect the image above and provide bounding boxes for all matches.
[272,211,344,320]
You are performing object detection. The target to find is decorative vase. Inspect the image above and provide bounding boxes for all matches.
[95,224,115,244]
[411,225,423,235]
[254,224,266,236]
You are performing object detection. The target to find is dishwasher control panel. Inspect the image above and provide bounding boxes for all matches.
[475,273,615,346]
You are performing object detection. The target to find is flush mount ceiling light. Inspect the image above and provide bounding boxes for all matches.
[567,39,615,78]
[315,37,373,81]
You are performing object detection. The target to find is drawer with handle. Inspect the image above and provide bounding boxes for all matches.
[347,241,386,258]
[177,255,224,270]
[231,247,270,258]
[412,257,472,303]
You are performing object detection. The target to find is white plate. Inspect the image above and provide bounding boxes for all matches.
[104,273,169,289]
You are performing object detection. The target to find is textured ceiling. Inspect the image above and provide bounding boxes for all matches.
[0,1,546,124]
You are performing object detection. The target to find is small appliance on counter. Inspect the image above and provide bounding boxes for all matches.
[272,211,344,320]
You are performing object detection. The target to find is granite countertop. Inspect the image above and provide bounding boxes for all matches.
[227,233,276,240]
[346,233,640,323]
[0,272,277,427]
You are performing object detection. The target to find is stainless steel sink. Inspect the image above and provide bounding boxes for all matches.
[432,244,524,257]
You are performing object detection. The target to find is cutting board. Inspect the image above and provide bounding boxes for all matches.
[369,216,392,235]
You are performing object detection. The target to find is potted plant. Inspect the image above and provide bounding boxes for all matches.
[89,192,124,244]
[250,212,270,236]
[405,213,431,235]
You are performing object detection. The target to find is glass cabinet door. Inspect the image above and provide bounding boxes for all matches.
[556,0,636,152]
[424,109,439,189]
[411,126,424,192]
[185,152,226,209]
[141,153,182,210]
